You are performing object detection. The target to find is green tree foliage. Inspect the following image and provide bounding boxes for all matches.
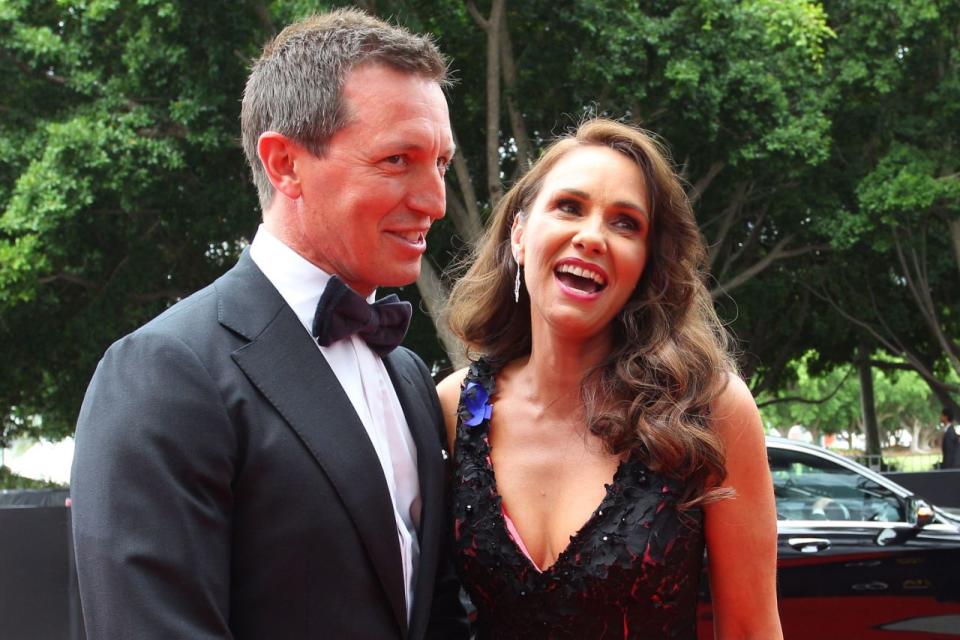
[760,351,942,447]
[425,0,839,383]
[1,0,956,443]
[1,0,267,441]
[0,463,64,489]
[804,0,960,406]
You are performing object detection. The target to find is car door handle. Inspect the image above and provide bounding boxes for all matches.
[788,537,831,553]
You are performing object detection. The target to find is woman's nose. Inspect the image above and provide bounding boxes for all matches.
[572,214,606,255]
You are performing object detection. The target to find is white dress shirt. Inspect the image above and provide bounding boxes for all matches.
[249,225,421,619]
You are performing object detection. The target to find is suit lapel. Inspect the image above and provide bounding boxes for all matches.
[383,351,444,639]
[217,252,408,633]
[383,352,442,540]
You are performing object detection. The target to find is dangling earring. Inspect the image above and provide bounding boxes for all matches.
[512,214,525,303]
[514,262,522,303]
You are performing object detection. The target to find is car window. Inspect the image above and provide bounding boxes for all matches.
[768,448,905,522]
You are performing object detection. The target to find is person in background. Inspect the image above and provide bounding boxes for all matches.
[71,9,467,639]
[942,407,959,469]
[438,118,782,639]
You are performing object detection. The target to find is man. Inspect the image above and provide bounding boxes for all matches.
[70,10,467,639]
[942,407,959,469]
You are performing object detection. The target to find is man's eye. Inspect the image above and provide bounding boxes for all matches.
[384,155,405,165]
[437,158,450,175]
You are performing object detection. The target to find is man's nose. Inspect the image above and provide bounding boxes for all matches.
[408,165,446,221]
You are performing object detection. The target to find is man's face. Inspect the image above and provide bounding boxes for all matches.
[287,63,453,296]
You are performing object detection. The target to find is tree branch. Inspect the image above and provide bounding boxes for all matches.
[720,204,768,280]
[36,272,186,303]
[252,0,276,36]
[136,123,189,139]
[756,367,854,408]
[894,233,960,376]
[747,290,810,397]
[2,50,68,86]
[416,258,467,368]
[804,281,945,387]
[129,289,189,303]
[705,181,748,271]
[466,1,489,29]
[866,359,916,371]
[688,161,725,205]
[449,127,482,241]
[710,237,829,299]
[37,273,99,289]
[444,182,482,243]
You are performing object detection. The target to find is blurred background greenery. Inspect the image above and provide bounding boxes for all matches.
[1,0,957,484]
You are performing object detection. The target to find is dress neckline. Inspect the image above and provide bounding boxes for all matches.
[460,359,627,574]
[482,438,627,574]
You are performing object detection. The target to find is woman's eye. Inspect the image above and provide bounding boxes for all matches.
[556,199,580,214]
[613,215,641,232]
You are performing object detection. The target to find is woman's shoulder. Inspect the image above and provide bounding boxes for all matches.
[436,366,470,410]
[437,366,471,452]
[710,372,761,438]
[437,358,503,450]
[708,372,767,480]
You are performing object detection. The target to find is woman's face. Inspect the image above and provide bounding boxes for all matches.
[512,145,650,344]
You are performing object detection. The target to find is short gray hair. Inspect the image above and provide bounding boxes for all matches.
[241,8,450,210]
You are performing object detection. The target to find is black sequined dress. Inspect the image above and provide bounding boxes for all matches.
[452,360,705,639]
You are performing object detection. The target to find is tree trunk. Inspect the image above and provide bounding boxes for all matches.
[910,418,935,453]
[949,216,960,280]
[499,9,532,173]
[468,0,506,207]
[857,344,882,467]
[923,375,960,419]
[416,260,467,370]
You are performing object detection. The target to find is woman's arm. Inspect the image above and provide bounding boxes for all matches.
[704,374,783,639]
[436,367,469,454]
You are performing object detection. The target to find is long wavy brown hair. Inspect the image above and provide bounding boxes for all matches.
[445,118,736,508]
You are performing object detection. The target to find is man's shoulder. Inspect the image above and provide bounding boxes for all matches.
[105,259,252,360]
[109,255,261,352]
[124,282,220,344]
[390,345,431,379]
[392,344,426,365]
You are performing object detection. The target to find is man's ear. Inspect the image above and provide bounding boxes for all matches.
[510,214,525,265]
[258,132,303,200]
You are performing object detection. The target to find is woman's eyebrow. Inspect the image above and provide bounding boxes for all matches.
[555,188,648,216]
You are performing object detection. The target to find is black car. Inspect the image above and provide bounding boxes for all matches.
[698,437,960,639]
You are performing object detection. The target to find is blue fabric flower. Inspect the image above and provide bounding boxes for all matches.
[461,381,493,427]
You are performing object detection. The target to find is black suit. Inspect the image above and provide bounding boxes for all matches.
[944,423,960,469]
[71,251,467,639]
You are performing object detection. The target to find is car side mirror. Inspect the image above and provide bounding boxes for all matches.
[912,499,935,528]
[877,499,934,546]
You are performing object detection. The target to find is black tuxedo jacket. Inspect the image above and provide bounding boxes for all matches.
[71,251,468,639]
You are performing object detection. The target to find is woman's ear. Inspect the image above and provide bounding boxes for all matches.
[510,213,525,266]
[257,132,303,200]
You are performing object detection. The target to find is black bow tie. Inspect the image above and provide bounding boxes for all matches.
[311,276,412,356]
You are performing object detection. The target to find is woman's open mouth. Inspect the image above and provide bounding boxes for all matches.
[554,262,607,294]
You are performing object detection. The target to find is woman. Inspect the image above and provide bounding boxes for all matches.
[437,119,782,639]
